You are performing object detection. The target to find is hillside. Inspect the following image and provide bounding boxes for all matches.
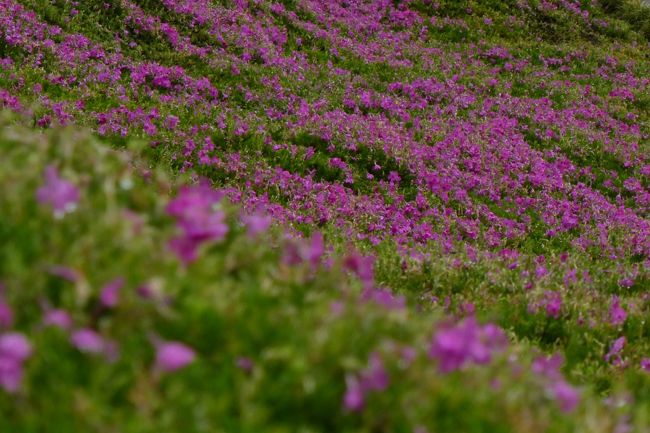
[0,0,649,431]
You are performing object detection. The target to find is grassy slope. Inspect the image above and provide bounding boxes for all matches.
[0,0,649,431]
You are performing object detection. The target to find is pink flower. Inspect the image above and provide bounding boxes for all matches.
[532,353,564,380]
[552,380,580,413]
[43,309,73,330]
[343,253,374,287]
[47,265,80,282]
[640,358,650,372]
[361,288,405,310]
[0,333,32,361]
[0,358,24,393]
[359,353,389,392]
[342,352,390,412]
[100,277,124,308]
[70,329,104,354]
[241,213,272,237]
[609,296,627,326]
[0,300,13,328]
[605,337,626,365]
[0,332,32,393]
[155,341,196,372]
[429,319,507,372]
[36,165,80,218]
[307,232,325,266]
[167,185,228,263]
[343,374,364,412]
[164,114,179,130]
[544,291,562,319]
[236,356,254,373]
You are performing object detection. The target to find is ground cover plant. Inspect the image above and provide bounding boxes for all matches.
[0,0,649,431]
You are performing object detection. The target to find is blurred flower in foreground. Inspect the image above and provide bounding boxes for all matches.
[605,337,626,366]
[100,277,124,308]
[43,309,73,330]
[429,318,507,373]
[640,358,650,373]
[609,296,627,326]
[552,380,580,413]
[532,353,580,412]
[167,185,228,263]
[0,333,32,393]
[343,352,389,412]
[36,165,80,218]
[0,299,13,328]
[155,341,196,373]
[343,375,364,412]
[241,213,272,237]
[70,328,104,354]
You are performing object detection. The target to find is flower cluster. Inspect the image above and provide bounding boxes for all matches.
[428,318,508,373]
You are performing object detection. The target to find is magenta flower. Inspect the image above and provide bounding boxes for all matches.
[43,309,73,330]
[0,357,25,393]
[0,300,13,328]
[167,185,228,263]
[47,265,81,282]
[99,277,124,308]
[36,165,80,218]
[307,232,324,267]
[359,353,389,392]
[342,352,390,412]
[0,333,32,393]
[155,341,196,373]
[164,114,179,130]
[532,353,564,380]
[552,380,580,413]
[429,318,507,372]
[543,291,562,319]
[605,336,626,365]
[609,296,627,326]
[343,253,374,287]
[70,329,104,354]
[0,333,32,362]
[235,356,254,373]
[361,288,405,310]
[343,374,364,412]
[641,358,650,372]
[241,213,272,237]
